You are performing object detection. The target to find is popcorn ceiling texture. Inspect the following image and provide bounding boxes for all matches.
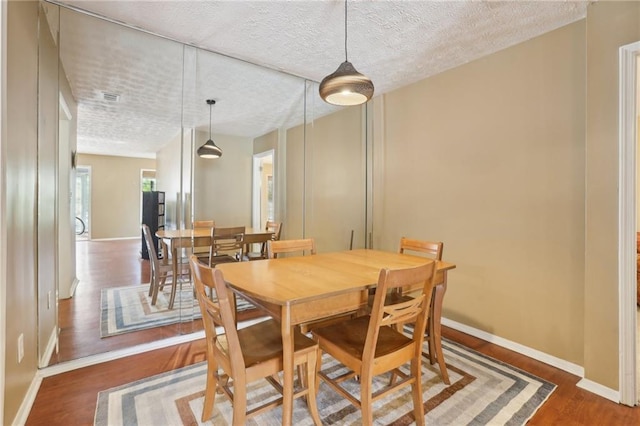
[55,0,590,158]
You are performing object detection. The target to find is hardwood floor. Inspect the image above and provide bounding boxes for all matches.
[27,239,640,424]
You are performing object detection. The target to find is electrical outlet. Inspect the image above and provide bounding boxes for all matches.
[17,333,24,363]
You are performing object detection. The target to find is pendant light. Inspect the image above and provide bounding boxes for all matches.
[319,0,374,106]
[197,99,223,159]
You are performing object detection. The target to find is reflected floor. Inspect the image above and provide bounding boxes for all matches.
[50,239,205,365]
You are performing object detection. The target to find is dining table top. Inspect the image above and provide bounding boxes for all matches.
[217,248,456,307]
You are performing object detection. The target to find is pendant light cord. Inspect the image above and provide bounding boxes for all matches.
[209,102,212,138]
[344,0,348,61]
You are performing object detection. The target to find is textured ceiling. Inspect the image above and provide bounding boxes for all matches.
[51,0,591,158]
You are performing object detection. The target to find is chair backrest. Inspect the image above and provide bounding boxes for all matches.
[189,255,243,372]
[194,220,215,229]
[366,262,437,361]
[210,226,245,258]
[142,224,163,274]
[265,220,282,241]
[267,238,316,259]
[399,237,443,260]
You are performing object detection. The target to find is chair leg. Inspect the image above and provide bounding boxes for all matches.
[168,275,179,310]
[411,358,425,426]
[148,267,155,296]
[360,372,374,426]
[315,347,323,394]
[231,376,247,426]
[150,275,166,306]
[201,359,219,422]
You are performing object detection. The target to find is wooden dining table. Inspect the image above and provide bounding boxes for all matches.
[155,227,274,302]
[217,248,456,425]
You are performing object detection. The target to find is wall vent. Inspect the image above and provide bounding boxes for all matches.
[102,92,120,102]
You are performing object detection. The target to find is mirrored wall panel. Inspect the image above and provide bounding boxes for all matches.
[40,0,368,367]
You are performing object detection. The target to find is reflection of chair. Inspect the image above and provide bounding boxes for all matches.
[312,262,437,426]
[209,226,245,267]
[193,220,215,263]
[245,220,282,261]
[142,224,188,308]
[188,255,322,424]
[266,238,315,259]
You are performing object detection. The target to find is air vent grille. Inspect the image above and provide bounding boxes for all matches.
[102,92,120,102]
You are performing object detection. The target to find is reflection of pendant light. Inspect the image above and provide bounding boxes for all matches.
[197,99,222,159]
[319,0,374,106]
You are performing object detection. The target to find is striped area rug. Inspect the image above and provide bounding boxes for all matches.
[94,337,555,425]
[100,284,253,338]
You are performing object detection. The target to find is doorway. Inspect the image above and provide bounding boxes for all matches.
[252,150,275,231]
[75,166,91,240]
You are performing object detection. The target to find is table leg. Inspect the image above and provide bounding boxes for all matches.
[281,306,294,426]
[429,277,450,385]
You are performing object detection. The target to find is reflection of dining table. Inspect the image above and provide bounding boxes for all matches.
[217,249,456,425]
[155,227,274,306]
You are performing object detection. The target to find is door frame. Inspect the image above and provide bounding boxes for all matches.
[618,40,639,406]
[252,149,275,230]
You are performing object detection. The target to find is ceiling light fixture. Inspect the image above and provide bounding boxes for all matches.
[319,0,374,106]
[197,99,222,159]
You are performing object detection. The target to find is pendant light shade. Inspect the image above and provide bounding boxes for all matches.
[198,99,222,159]
[319,0,373,106]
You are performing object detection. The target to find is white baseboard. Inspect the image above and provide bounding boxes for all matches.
[69,277,80,297]
[442,318,585,377]
[12,373,42,426]
[86,236,139,242]
[38,331,205,378]
[38,328,58,369]
[442,317,625,402]
[577,378,620,403]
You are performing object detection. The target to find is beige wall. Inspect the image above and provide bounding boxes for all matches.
[192,131,253,227]
[156,131,188,229]
[584,0,640,390]
[77,154,156,240]
[373,20,586,367]
[5,1,39,424]
[157,129,253,230]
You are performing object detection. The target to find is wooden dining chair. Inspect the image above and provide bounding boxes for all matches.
[312,262,437,426]
[141,224,188,307]
[193,220,215,263]
[387,237,448,384]
[266,237,315,259]
[245,220,282,261]
[188,255,322,425]
[209,226,245,267]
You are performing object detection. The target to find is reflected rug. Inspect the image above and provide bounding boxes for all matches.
[94,338,556,425]
[100,284,253,338]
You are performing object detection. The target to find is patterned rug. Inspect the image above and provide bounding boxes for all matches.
[100,284,253,338]
[94,337,556,425]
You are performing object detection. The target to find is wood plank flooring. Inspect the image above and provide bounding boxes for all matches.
[27,240,640,424]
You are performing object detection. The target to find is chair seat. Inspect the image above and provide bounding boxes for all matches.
[313,315,413,359]
[210,254,240,266]
[217,318,317,367]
